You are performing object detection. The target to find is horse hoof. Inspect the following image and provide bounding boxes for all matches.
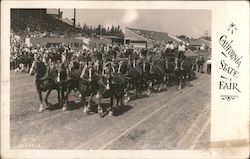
[147,91,151,96]
[84,111,89,115]
[98,109,104,115]
[108,110,113,116]
[83,108,89,115]
[163,85,167,90]
[62,106,67,111]
[99,112,105,118]
[39,107,44,113]
[124,99,129,106]
[127,96,130,101]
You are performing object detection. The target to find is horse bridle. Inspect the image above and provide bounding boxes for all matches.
[29,60,38,75]
[102,61,114,90]
[88,66,93,82]
[117,61,123,74]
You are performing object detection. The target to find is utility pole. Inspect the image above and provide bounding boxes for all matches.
[58,8,61,21]
[71,8,76,27]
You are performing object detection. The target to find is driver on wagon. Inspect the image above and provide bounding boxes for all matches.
[176,41,186,60]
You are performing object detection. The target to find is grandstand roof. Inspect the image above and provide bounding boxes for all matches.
[199,38,211,47]
[98,35,123,39]
[124,28,147,42]
[62,18,73,26]
[188,38,211,47]
[126,27,181,44]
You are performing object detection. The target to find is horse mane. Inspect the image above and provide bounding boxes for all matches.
[36,61,47,79]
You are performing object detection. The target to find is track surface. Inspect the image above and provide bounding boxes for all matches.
[10,71,211,150]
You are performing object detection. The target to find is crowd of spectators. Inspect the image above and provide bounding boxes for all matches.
[11,9,82,38]
[10,9,90,71]
[10,34,157,73]
[10,34,126,72]
[9,9,178,73]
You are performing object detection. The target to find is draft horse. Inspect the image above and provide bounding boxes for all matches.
[95,61,129,117]
[29,59,61,112]
[59,61,98,114]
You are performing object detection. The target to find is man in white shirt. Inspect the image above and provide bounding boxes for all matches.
[165,41,170,50]
[206,55,211,74]
[169,41,175,56]
[178,42,186,52]
[169,41,175,50]
[176,42,186,59]
[164,41,170,58]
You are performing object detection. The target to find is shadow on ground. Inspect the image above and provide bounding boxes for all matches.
[46,100,133,117]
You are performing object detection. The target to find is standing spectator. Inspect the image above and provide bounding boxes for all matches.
[196,54,205,73]
[206,55,211,74]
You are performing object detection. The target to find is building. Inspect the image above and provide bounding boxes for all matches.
[97,35,124,45]
[124,27,148,48]
[188,38,211,51]
[25,37,86,48]
[124,27,184,49]
[89,37,112,48]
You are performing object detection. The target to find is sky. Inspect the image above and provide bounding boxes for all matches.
[61,9,211,38]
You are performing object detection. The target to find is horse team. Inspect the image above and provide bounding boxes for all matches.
[29,48,197,118]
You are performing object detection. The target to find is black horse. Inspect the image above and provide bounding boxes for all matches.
[59,61,98,114]
[142,57,167,95]
[124,58,146,97]
[94,61,129,117]
[29,59,61,112]
[174,57,196,89]
[164,57,176,86]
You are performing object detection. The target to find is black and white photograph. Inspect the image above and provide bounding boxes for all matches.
[10,8,211,150]
[1,1,249,159]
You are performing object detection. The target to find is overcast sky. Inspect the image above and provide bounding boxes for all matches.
[61,9,211,38]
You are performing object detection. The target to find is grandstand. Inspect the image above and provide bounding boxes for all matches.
[11,9,197,50]
[126,27,183,43]
[11,9,82,38]
[124,27,184,48]
[11,9,125,47]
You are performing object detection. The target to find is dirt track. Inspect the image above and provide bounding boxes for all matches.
[10,71,211,150]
